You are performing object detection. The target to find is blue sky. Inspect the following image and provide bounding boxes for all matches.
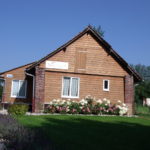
[0,0,150,72]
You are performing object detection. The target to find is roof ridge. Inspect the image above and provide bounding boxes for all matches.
[0,61,36,75]
[26,25,92,70]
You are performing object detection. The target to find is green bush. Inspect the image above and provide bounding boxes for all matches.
[69,102,80,114]
[8,104,29,116]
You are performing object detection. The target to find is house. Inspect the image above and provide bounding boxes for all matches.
[0,26,142,114]
[143,98,150,106]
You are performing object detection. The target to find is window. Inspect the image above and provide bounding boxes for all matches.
[103,80,109,91]
[11,80,27,98]
[62,77,79,98]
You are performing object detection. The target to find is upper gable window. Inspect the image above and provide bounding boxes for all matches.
[75,48,87,71]
[103,80,109,91]
[11,80,27,98]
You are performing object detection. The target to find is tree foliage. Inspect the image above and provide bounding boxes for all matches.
[131,64,150,104]
[131,64,150,80]
[135,81,150,104]
[93,25,105,37]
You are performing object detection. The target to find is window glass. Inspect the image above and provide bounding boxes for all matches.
[104,80,108,89]
[103,80,109,91]
[11,80,26,98]
[71,78,78,97]
[19,81,26,97]
[12,80,19,97]
[62,77,79,97]
[63,77,70,96]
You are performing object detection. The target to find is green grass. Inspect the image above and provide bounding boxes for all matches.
[18,115,150,150]
[136,104,150,115]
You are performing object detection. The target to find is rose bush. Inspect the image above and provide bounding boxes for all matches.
[44,96,128,116]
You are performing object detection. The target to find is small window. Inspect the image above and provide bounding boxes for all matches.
[103,80,109,91]
[11,80,27,98]
[62,77,79,98]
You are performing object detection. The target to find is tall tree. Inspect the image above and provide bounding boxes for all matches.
[93,25,105,37]
[131,64,150,104]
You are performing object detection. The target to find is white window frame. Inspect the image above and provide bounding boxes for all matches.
[11,80,27,98]
[61,77,80,98]
[103,80,110,91]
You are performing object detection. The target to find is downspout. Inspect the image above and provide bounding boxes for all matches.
[25,71,35,112]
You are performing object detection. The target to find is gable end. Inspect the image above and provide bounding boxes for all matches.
[26,26,142,82]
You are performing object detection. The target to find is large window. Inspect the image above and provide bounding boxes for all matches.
[62,77,79,98]
[11,80,27,98]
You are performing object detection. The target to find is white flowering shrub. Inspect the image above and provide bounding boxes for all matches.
[44,96,128,115]
[116,101,128,116]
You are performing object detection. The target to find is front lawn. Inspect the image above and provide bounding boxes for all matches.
[18,115,150,150]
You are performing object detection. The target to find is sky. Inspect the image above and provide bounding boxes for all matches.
[0,0,150,72]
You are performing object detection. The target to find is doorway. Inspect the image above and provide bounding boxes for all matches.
[0,79,5,102]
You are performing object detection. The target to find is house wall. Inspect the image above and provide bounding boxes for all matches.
[1,64,32,104]
[1,32,134,113]
[40,34,128,77]
[44,71,125,103]
[38,33,128,104]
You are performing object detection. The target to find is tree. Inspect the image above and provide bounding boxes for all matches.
[93,25,105,37]
[131,64,150,81]
[135,81,150,104]
[131,64,150,104]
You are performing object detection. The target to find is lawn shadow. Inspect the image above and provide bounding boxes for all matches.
[25,116,150,150]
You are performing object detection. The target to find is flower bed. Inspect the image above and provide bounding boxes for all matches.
[44,96,128,116]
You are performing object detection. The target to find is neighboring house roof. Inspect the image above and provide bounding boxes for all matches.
[0,62,36,75]
[26,25,142,82]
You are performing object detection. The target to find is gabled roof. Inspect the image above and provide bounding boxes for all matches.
[0,62,36,75]
[26,25,142,82]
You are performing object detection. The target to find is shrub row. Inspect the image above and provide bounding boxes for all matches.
[45,96,128,116]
